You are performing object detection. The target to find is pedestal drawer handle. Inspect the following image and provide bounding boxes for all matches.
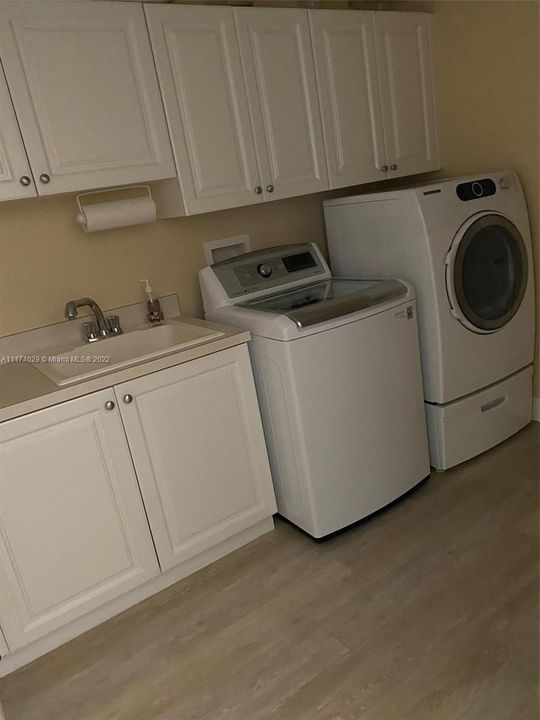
[481,396,506,412]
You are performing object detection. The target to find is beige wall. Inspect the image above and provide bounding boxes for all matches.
[0,0,538,393]
[429,0,540,396]
[0,190,330,333]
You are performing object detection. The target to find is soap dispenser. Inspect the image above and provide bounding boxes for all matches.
[140,279,163,324]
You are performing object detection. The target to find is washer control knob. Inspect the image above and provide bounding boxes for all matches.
[257,263,272,278]
[499,176,511,190]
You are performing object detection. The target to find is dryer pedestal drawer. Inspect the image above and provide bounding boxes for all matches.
[425,366,533,470]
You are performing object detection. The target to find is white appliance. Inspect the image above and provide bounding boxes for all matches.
[199,243,429,538]
[324,171,535,470]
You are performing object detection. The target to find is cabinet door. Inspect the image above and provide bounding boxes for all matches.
[0,1,175,195]
[146,5,262,215]
[373,12,439,177]
[0,62,36,201]
[116,346,276,572]
[234,8,328,201]
[309,10,387,189]
[0,390,159,650]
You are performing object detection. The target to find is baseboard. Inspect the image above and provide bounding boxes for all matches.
[533,397,540,422]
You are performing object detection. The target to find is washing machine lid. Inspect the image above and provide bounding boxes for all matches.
[445,212,528,333]
[236,278,407,328]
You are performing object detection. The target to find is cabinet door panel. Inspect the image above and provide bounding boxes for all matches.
[235,8,328,201]
[374,12,439,177]
[146,5,262,215]
[310,10,386,188]
[116,346,276,571]
[0,62,35,201]
[0,390,159,650]
[0,1,175,194]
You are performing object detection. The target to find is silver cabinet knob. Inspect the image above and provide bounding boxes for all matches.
[254,185,262,195]
[105,400,115,411]
[266,184,274,193]
[123,394,133,404]
[390,164,398,171]
[20,176,32,187]
[381,165,389,172]
[39,173,51,184]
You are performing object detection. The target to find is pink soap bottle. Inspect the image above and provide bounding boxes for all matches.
[140,278,163,324]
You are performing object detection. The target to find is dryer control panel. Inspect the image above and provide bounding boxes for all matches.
[456,178,497,201]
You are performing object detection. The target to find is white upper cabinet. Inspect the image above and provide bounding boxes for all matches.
[309,10,386,189]
[145,5,262,215]
[0,1,176,195]
[115,346,276,572]
[0,3,438,208]
[234,8,329,201]
[373,12,439,177]
[0,390,159,651]
[0,62,36,201]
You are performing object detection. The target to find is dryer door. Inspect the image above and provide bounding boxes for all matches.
[445,212,528,333]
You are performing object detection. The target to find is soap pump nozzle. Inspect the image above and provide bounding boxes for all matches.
[140,278,154,299]
[140,278,163,324]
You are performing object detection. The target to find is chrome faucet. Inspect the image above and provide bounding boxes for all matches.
[64,297,123,343]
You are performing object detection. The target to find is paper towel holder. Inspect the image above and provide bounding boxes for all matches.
[76,185,154,229]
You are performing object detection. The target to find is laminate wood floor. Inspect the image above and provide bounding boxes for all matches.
[1,424,538,720]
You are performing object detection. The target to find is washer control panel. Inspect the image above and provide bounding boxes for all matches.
[210,243,326,298]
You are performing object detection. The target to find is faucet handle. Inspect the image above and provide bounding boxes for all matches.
[106,315,123,335]
[83,321,99,342]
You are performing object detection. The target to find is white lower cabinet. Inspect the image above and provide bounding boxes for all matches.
[115,345,276,571]
[0,345,276,659]
[0,389,160,651]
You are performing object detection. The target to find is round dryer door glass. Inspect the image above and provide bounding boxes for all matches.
[447,214,528,332]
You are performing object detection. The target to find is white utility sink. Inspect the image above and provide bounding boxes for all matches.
[33,321,224,386]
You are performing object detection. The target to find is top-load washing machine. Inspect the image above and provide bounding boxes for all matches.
[324,171,535,469]
[199,242,429,537]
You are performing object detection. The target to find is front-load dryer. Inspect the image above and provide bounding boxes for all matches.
[324,172,535,469]
[199,242,429,537]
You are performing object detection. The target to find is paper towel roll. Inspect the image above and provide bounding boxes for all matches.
[76,195,157,232]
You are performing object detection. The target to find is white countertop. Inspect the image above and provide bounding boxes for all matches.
[0,314,250,424]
